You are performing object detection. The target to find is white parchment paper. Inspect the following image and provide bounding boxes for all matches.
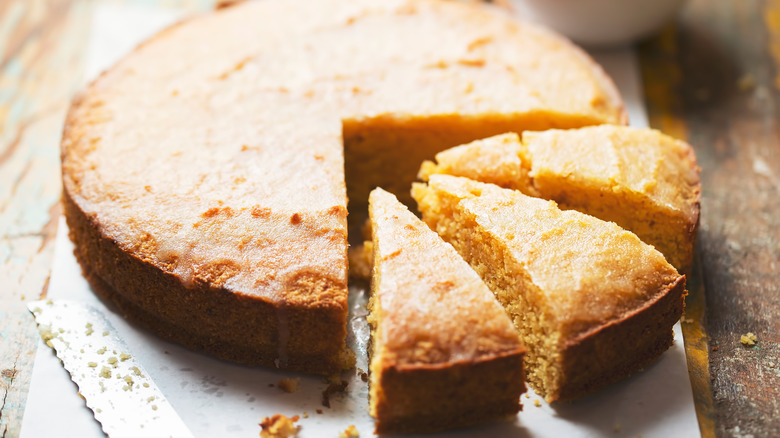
[21,4,700,437]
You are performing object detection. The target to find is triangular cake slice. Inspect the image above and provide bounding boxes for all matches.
[412,175,686,402]
[419,126,701,271]
[367,188,526,433]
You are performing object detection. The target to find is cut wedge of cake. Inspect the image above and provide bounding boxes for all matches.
[419,126,701,271]
[367,188,525,433]
[412,175,686,402]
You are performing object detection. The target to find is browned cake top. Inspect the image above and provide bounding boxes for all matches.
[61,0,625,304]
[369,188,523,367]
[524,125,701,226]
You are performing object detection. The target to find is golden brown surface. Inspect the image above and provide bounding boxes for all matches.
[61,0,626,372]
[420,126,701,271]
[412,175,686,401]
[367,188,525,433]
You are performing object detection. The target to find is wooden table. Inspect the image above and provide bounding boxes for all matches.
[1,1,777,437]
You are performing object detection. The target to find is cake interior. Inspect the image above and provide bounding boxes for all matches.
[342,114,614,230]
[411,181,564,398]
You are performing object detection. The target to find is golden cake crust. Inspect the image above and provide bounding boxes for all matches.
[61,0,626,373]
[367,188,525,433]
[420,126,701,271]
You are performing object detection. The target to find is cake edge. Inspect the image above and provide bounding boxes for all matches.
[61,189,354,375]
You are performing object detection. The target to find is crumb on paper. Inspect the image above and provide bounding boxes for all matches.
[88,362,97,368]
[277,378,300,393]
[99,366,112,379]
[533,399,541,407]
[737,73,756,91]
[339,425,359,438]
[259,414,300,438]
[302,412,308,419]
[85,322,94,336]
[322,378,348,408]
[103,330,110,336]
[524,394,530,399]
[120,352,132,362]
[740,332,758,346]
[97,347,107,354]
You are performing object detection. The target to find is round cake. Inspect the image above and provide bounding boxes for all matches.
[61,0,625,374]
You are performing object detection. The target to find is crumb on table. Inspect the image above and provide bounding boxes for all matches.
[259,414,300,438]
[321,378,348,408]
[338,424,359,438]
[277,378,300,393]
[740,332,758,346]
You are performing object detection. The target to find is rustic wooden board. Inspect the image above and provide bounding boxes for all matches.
[0,1,215,436]
[0,1,91,436]
[640,0,780,436]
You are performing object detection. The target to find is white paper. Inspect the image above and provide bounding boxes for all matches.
[21,4,700,437]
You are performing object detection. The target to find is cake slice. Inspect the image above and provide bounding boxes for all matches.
[412,175,686,402]
[419,126,701,271]
[367,188,526,433]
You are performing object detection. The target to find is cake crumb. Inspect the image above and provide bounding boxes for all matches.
[85,322,94,336]
[740,332,758,346]
[277,378,299,393]
[120,353,132,361]
[322,379,348,408]
[88,362,97,368]
[302,412,308,419]
[99,366,112,379]
[259,414,300,438]
[533,400,541,407]
[338,425,359,438]
[524,394,530,399]
[97,347,107,355]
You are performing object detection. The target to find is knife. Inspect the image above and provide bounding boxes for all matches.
[27,299,195,438]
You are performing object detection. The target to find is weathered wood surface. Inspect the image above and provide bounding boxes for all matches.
[0,1,91,436]
[1,0,778,437]
[640,0,780,436]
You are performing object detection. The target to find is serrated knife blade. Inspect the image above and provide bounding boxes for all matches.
[27,299,194,438]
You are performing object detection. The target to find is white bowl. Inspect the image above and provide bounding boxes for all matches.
[509,0,686,48]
